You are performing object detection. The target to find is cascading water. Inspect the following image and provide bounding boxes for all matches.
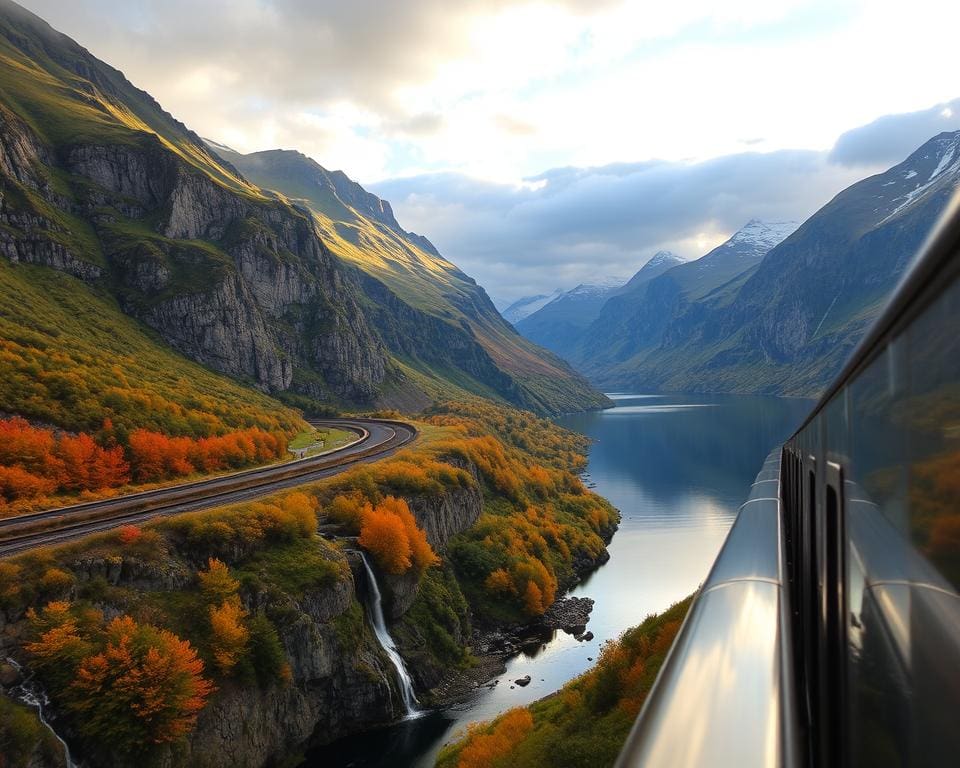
[357,552,420,718]
[5,657,76,768]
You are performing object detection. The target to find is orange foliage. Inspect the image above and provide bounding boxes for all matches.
[484,568,515,595]
[24,601,88,668]
[25,604,214,750]
[358,496,438,575]
[40,567,73,593]
[0,416,287,511]
[457,708,534,768]
[523,580,544,616]
[0,465,56,500]
[359,505,411,575]
[0,417,130,504]
[128,427,284,483]
[70,615,214,746]
[328,492,371,528]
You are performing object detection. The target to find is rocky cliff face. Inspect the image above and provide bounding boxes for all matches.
[0,94,387,407]
[380,459,483,619]
[178,573,394,768]
[0,450,487,768]
[181,471,484,767]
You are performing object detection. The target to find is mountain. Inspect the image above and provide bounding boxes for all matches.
[575,221,795,372]
[582,133,960,395]
[0,0,607,418]
[615,250,686,294]
[501,289,562,324]
[209,146,609,414]
[514,257,676,358]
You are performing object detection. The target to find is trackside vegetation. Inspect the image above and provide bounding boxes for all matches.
[437,596,692,768]
[0,400,618,764]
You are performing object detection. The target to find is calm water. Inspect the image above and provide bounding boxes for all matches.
[304,393,812,767]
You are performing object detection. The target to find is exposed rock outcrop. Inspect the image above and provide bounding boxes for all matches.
[0,90,388,406]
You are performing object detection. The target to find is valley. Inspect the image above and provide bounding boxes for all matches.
[0,2,956,768]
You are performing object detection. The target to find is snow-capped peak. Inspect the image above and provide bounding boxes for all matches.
[566,275,630,297]
[728,219,798,250]
[646,250,682,267]
[502,289,563,323]
[878,131,960,225]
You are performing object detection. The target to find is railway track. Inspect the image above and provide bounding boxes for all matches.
[0,418,417,557]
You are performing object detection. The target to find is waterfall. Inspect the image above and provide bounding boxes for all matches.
[357,552,420,718]
[5,657,76,768]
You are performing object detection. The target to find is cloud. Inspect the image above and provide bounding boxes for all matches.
[373,149,865,303]
[21,0,960,184]
[829,97,960,167]
[375,96,960,304]
[14,1,960,304]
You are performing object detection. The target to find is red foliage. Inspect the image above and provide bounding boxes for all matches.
[0,416,286,507]
[25,604,214,750]
[0,417,130,502]
[117,525,142,545]
[128,427,285,484]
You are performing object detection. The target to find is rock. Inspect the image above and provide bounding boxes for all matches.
[0,661,21,686]
[582,631,594,642]
[541,596,595,631]
[514,675,531,687]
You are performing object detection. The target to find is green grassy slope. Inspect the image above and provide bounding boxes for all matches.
[0,257,303,436]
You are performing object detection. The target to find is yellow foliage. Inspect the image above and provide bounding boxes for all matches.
[208,598,250,674]
[197,558,239,604]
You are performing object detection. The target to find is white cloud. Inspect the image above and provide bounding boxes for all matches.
[19,0,960,183]
[13,0,960,303]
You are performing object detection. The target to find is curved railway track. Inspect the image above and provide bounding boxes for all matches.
[0,418,417,557]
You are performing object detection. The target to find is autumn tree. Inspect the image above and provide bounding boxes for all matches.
[358,496,438,575]
[197,558,239,604]
[523,580,545,616]
[208,598,250,673]
[457,708,534,768]
[25,604,214,751]
[380,496,439,571]
[68,616,214,749]
[359,505,411,574]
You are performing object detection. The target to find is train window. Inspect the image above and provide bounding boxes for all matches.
[824,462,846,767]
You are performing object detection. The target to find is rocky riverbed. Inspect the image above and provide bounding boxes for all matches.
[425,596,596,707]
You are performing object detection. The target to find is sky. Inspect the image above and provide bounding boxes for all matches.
[20,0,960,305]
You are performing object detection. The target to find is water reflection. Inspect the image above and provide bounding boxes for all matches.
[303,393,811,768]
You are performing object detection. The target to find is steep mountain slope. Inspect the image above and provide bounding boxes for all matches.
[501,290,562,324]
[0,0,606,418]
[515,272,631,356]
[515,251,688,358]
[589,134,960,395]
[576,221,794,372]
[613,250,686,294]
[210,146,609,414]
